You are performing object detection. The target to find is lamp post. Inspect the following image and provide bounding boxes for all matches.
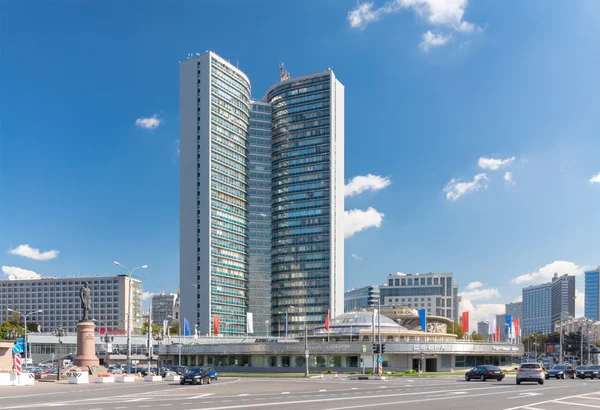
[154,333,164,374]
[277,312,282,338]
[168,316,181,366]
[8,308,42,364]
[113,261,147,373]
[51,327,67,381]
[290,306,309,378]
[266,320,270,338]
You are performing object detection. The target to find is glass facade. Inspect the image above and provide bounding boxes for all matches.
[265,73,334,333]
[344,286,380,312]
[585,270,599,320]
[522,274,574,336]
[247,102,272,336]
[207,55,251,335]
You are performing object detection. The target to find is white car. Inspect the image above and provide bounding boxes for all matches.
[516,362,544,385]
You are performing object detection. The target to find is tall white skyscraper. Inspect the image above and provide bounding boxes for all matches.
[180,51,344,336]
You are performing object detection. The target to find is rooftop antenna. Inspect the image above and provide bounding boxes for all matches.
[280,62,290,81]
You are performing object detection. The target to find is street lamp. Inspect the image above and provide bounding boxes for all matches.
[266,320,270,338]
[51,327,67,381]
[277,312,282,338]
[113,261,147,373]
[290,306,309,378]
[8,308,43,364]
[168,315,182,366]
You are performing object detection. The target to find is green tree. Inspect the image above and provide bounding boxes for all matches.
[448,322,465,339]
[169,321,179,336]
[141,321,162,335]
[471,331,484,341]
[0,321,24,340]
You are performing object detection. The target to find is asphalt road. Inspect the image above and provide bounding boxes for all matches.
[1,375,600,409]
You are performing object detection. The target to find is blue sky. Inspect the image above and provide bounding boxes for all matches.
[1,1,600,327]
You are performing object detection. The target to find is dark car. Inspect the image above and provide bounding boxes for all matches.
[545,364,575,379]
[583,365,600,379]
[465,365,505,381]
[202,367,218,381]
[575,366,588,379]
[180,367,210,385]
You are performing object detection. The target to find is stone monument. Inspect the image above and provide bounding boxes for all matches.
[73,282,99,367]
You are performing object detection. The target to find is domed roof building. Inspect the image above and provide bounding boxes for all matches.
[312,311,406,337]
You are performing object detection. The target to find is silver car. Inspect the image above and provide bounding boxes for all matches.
[516,362,544,385]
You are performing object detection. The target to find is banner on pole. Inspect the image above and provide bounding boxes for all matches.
[418,309,427,332]
[488,314,497,336]
[213,316,220,335]
[461,312,469,333]
[246,312,254,334]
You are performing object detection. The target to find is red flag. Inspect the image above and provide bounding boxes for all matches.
[213,316,220,335]
[461,312,469,333]
[495,326,500,342]
[514,318,520,337]
[99,327,105,335]
[325,309,330,330]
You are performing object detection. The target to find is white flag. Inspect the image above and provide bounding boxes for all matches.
[488,314,497,335]
[163,319,168,336]
[246,312,254,334]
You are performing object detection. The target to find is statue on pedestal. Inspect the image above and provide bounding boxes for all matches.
[79,282,91,322]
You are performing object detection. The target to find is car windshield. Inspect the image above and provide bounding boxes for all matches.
[186,368,202,374]
[553,366,566,370]
[521,363,541,369]
[483,366,499,370]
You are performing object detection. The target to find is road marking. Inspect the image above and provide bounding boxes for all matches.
[138,406,151,408]
[504,391,600,410]
[319,389,327,392]
[508,392,543,400]
[159,405,172,407]
[281,392,290,394]
[351,388,358,390]
[188,393,215,399]
[237,394,248,396]
[554,401,600,408]
[581,396,600,401]
[127,399,149,403]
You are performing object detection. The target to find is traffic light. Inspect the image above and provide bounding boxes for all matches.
[372,343,377,354]
[381,343,386,354]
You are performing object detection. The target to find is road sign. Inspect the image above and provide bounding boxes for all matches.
[12,344,21,354]
[16,338,26,353]
[305,350,309,355]
[362,344,366,353]
[378,357,383,364]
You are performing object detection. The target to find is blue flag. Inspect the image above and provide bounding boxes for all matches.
[505,314,512,340]
[184,318,191,336]
[418,309,427,332]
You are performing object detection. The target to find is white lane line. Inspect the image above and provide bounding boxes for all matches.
[554,401,600,408]
[319,389,327,392]
[237,394,248,396]
[281,392,290,394]
[188,393,215,399]
[504,391,600,410]
[159,405,172,407]
[581,397,600,401]
[138,406,151,409]
[127,398,150,402]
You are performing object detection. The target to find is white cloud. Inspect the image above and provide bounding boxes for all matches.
[345,174,391,197]
[351,254,363,261]
[142,292,156,301]
[576,289,584,317]
[511,260,588,284]
[465,281,483,290]
[419,31,451,52]
[344,207,385,238]
[589,173,600,184]
[443,173,487,201]
[8,244,59,261]
[135,115,162,130]
[2,266,41,280]
[504,171,515,185]
[459,298,505,334]
[478,156,516,171]
[513,295,523,303]
[459,287,501,301]
[348,0,478,33]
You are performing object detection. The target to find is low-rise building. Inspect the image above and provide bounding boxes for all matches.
[344,285,380,312]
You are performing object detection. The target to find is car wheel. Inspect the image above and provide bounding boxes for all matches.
[539,380,544,385]
[498,377,504,382]
[215,377,218,381]
[207,377,211,384]
[465,375,470,381]
[516,380,521,385]
[561,374,565,379]
[199,378,203,385]
[180,380,185,385]
[480,375,485,382]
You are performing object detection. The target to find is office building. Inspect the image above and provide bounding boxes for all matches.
[180,52,344,336]
[477,321,489,337]
[522,273,575,336]
[585,269,600,320]
[0,275,142,333]
[380,273,459,321]
[496,314,507,342]
[505,301,523,320]
[247,101,272,336]
[151,292,178,327]
[344,285,380,312]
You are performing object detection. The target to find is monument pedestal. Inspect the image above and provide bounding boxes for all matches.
[73,321,99,368]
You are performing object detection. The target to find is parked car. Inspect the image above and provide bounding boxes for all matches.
[180,367,210,385]
[545,364,575,379]
[516,362,544,385]
[161,366,187,378]
[582,365,600,379]
[465,365,505,382]
[202,367,218,381]
[575,366,588,379]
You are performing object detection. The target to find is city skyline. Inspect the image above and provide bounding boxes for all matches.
[2,2,600,334]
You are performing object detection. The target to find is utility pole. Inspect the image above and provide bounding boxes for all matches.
[377,298,381,375]
[147,306,152,375]
[559,319,563,364]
